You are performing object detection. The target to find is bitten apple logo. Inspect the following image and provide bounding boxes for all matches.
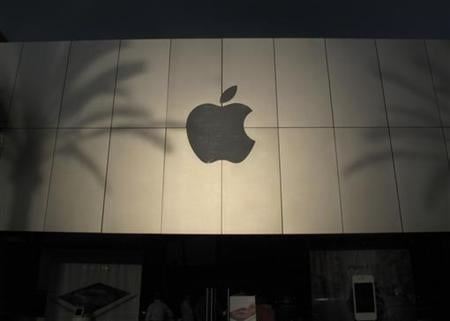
[186,85,255,163]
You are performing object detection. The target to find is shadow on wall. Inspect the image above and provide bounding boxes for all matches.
[0,41,181,231]
[344,41,450,217]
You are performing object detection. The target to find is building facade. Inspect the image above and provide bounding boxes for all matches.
[0,38,449,235]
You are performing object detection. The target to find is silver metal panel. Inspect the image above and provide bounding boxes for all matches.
[391,128,449,232]
[59,40,120,128]
[275,38,332,127]
[0,129,56,231]
[162,128,221,234]
[335,128,402,233]
[103,129,165,233]
[377,39,441,127]
[222,128,282,234]
[2,38,449,236]
[9,42,70,128]
[223,39,277,127]
[279,128,341,233]
[45,129,109,232]
[326,39,387,127]
[167,39,221,127]
[0,42,22,126]
[425,40,450,126]
[113,39,170,127]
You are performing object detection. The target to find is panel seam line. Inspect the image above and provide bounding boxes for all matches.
[324,39,345,233]
[160,39,172,234]
[273,38,284,234]
[374,39,405,232]
[43,41,73,231]
[100,40,122,233]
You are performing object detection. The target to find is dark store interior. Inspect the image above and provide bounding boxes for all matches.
[1,233,449,320]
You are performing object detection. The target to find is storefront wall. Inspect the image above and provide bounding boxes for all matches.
[0,39,449,234]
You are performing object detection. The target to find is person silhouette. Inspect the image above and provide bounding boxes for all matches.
[145,293,174,321]
[180,293,195,321]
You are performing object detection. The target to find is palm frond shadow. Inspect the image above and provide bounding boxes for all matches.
[0,41,182,230]
[345,45,450,211]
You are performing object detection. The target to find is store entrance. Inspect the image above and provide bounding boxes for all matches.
[139,237,311,321]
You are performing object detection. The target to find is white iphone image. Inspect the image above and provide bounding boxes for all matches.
[352,275,377,320]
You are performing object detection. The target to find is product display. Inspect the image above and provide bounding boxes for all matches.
[310,250,416,321]
[58,282,133,316]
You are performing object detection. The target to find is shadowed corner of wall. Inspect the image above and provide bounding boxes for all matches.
[344,52,450,213]
[0,41,183,232]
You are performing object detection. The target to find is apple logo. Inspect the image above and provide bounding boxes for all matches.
[186,85,255,163]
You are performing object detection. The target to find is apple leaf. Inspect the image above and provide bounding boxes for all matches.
[220,85,238,104]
